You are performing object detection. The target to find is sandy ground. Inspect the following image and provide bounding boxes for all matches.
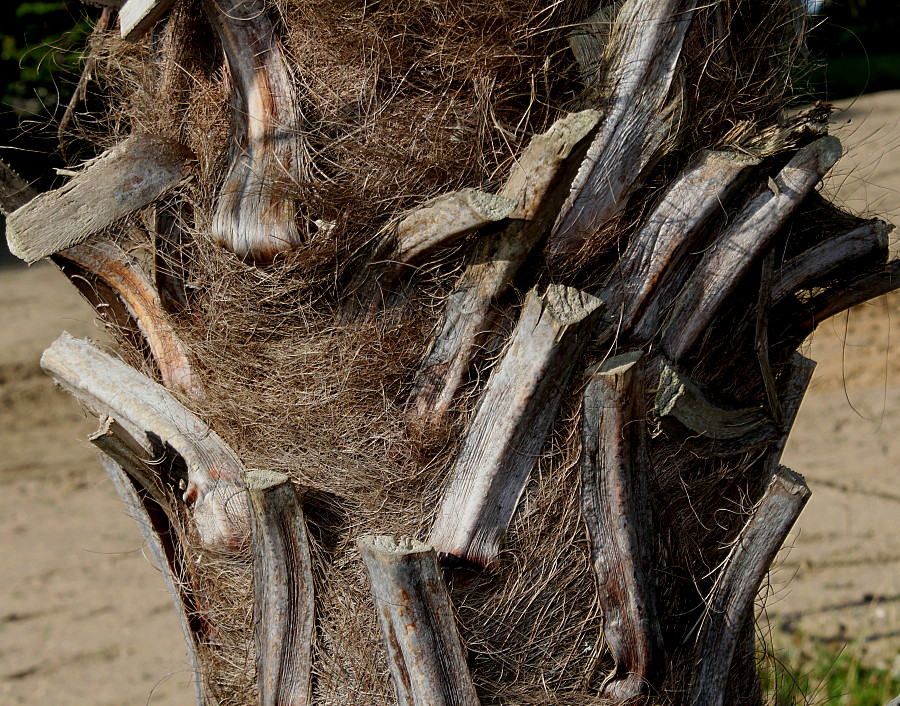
[1,92,899,704]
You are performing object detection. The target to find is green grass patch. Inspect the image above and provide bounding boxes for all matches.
[763,638,900,706]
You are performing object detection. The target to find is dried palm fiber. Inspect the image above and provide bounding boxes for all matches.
[24,0,895,703]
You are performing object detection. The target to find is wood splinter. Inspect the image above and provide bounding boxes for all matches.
[41,333,249,551]
[581,351,664,702]
[245,471,314,706]
[428,284,603,566]
[358,535,480,706]
[689,466,811,706]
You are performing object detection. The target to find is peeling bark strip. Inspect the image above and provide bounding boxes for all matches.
[690,467,811,706]
[96,452,207,706]
[204,0,305,261]
[428,285,603,566]
[771,219,891,304]
[119,0,178,41]
[604,150,759,332]
[663,136,843,360]
[358,536,480,706]
[407,110,601,427]
[654,361,778,456]
[52,240,200,397]
[245,471,314,706]
[581,351,664,702]
[547,0,698,264]
[5,134,194,264]
[41,333,249,550]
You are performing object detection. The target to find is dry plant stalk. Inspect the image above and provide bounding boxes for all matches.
[5,0,899,703]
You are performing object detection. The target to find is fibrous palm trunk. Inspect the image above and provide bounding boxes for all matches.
[3,0,896,704]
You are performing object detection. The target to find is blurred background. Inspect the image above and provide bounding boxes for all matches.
[0,2,898,705]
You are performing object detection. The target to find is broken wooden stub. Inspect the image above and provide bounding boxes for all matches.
[428,284,603,566]
[5,134,193,264]
[581,351,664,702]
[120,0,179,41]
[407,110,600,428]
[358,535,480,706]
[203,0,305,261]
[41,333,249,550]
[654,360,778,457]
[96,450,207,706]
[663,135,843,360]
[245,471,315,706]
[548,0,698,265]
[765,353,816,474]
[389,189,517,264]
[603,150,759,334]
[52,240,201,398]
[690,467,811,706]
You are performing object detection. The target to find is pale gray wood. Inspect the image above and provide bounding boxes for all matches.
[603,150,759,332]
[120,0,178,41]
[358,535,480,706]
[771,219,891,304]
[52,240,201,398]
[245,471,314,706]
[663,136,843,360]
[581,351,664,701]
[690,466,811,706]
[388,189,517,264]
[6,134,193,264]
[203,0,305,261]
[97,451,207,706]
[567,6,617,96]
[548,0,698,264]
[654,360,778,456]
[406,110,600,428]
[0,157,36,216]
[428,285,603,566]
[41,333,249,551]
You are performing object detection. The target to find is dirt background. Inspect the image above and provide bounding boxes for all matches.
[1,92,898,704]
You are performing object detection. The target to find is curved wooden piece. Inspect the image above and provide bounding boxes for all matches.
[245,471,314,706]
[41,333,249,551]
[358,536,480,706]
[771,219,891,304]
[582,352,664,702]
[428,285,603,566]
[52,240,201,398]
[547,0,698,265]
[654,360,778,457]
[6,134,194,264]
[204,0,305,261]
[690,467,811,706]
[663,136,842,360]
[603,150,759,334]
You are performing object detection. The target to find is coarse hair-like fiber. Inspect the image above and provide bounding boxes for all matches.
[55,0,837,703]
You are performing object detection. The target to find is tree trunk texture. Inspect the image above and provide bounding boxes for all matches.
[5,0,899,704]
